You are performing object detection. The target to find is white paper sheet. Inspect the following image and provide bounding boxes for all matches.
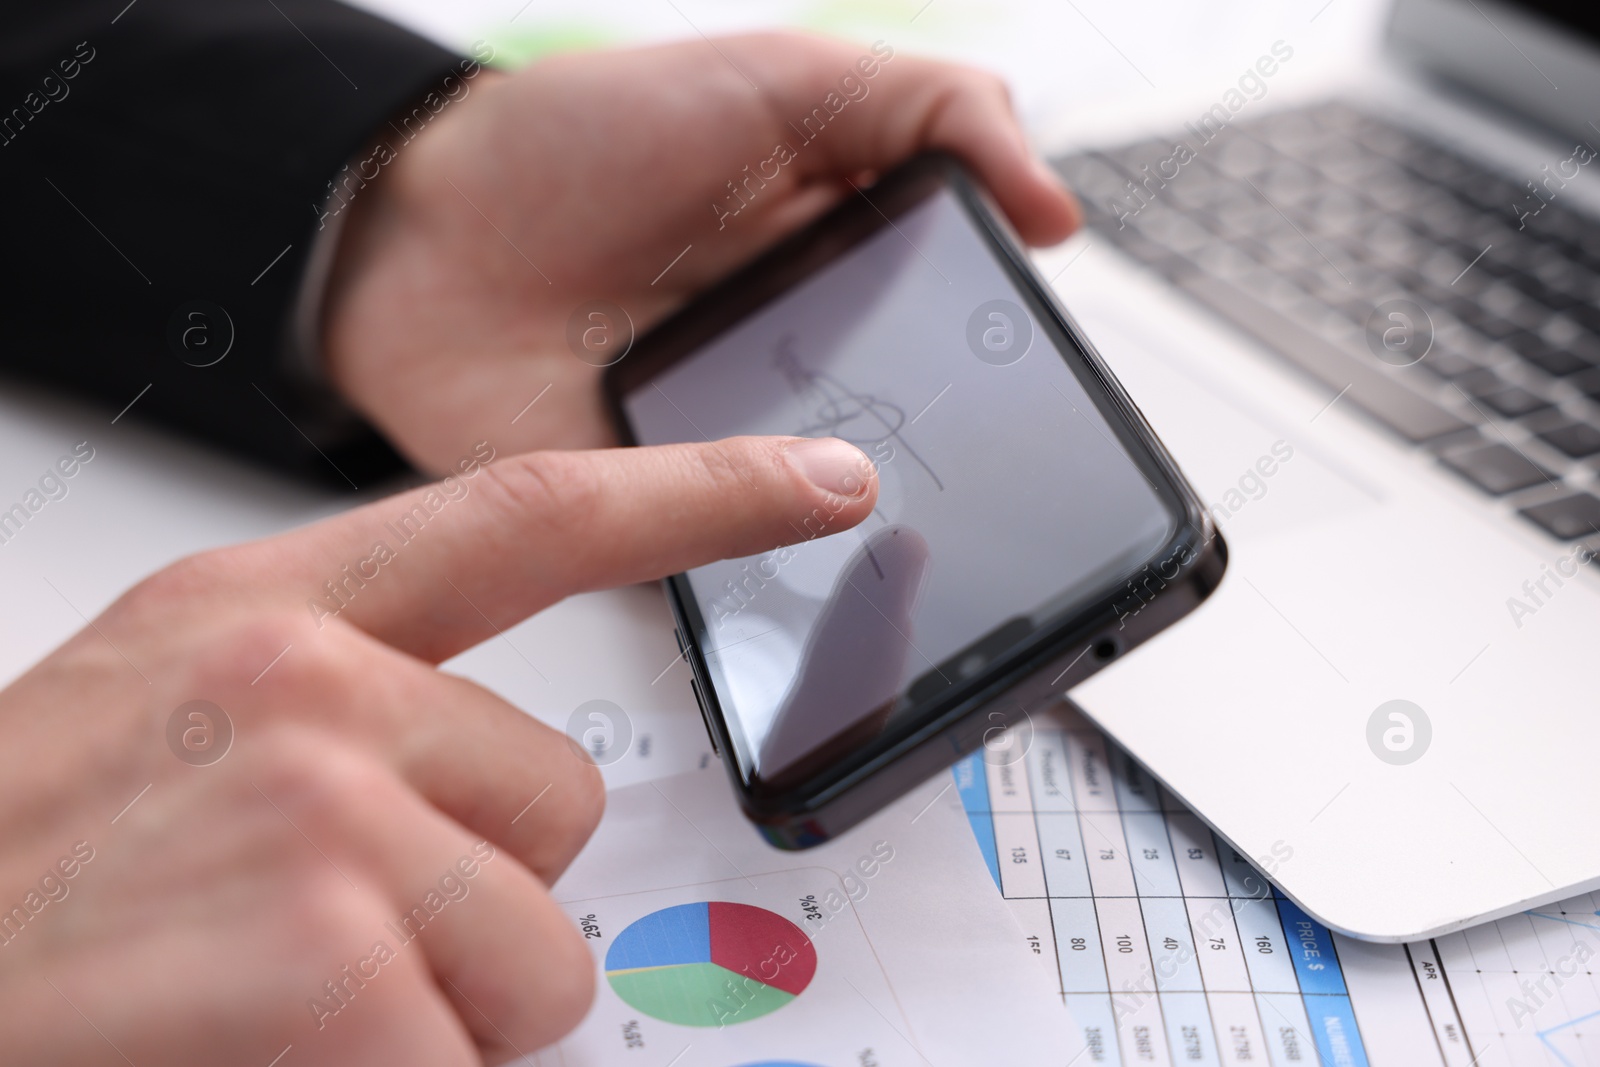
[528,768,1081,1066]
[958,700,1600,1067]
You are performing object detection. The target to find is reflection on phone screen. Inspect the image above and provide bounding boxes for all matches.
[625,189,1174,783]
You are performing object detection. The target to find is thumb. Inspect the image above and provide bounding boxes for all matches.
[274,436,878,661]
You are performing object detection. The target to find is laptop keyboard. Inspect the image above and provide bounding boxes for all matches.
[1052,100,1600,551]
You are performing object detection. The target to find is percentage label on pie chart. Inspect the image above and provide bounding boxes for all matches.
[604,902,816,1027]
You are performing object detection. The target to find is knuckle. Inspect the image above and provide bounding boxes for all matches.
[522,751,606,880]
[536,921,599,1041]
[278,873,388,961]
[249,728,400,837]
[174,615,370,720]
[253,629,364,706]
[961,67,1012,109]
[105,547,245,626]
[570,756,607,836]
[467,907,596,1052]
[689,437,773,497]
[549,755,607,856]
[190,615,313,686]
[481,451,603,539]
[686,443,740,494]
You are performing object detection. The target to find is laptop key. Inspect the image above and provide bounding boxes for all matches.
[1475,386,1553,419]
[1569,306,1600,334]
[1105,228,1182,274]
[1051,153,1132,212]
[1211,137,1273,178]
[1571,367,1600,401]
[1454,368,1508,396]
[1414,344,1483,379]
[1441,443,1555,495]
[1508,273,1580,312]
[1536,421,1600,458]
[1504,330,1592,376]
[1465,310,1522,341]
[1175,271,1473,443]
[1520,493,1600,540]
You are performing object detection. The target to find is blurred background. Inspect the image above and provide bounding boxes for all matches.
[345,0,1387,138]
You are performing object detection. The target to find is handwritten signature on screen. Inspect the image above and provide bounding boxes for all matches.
[772,332,944,493]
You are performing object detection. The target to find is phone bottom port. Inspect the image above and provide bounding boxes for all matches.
[1092,637,1119,662]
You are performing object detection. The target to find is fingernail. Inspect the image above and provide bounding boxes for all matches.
[784,437,873,497]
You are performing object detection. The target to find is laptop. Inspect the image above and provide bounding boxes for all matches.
[1036,0,1600,940]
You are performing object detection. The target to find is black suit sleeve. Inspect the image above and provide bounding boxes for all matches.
[0,0,465,485]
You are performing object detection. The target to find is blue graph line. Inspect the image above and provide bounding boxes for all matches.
[1537,1008,1600,1067]
[1521,911,1600,1066]
[1528,910,1600,934]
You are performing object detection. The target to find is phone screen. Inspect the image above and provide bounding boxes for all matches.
[623,186,1176,788]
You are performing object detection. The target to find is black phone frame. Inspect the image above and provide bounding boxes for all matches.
[605,153,1226,848]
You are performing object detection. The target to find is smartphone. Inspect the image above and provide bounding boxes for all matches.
[605,153,1225,848]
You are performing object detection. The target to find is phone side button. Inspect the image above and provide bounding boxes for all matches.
[673,627,687,654]
[689,679,721,759]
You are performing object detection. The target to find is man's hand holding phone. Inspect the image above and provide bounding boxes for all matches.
[320,32,1080,473]
[0,438,875,1064]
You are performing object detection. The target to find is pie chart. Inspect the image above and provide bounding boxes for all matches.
[604,902,817,1027]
